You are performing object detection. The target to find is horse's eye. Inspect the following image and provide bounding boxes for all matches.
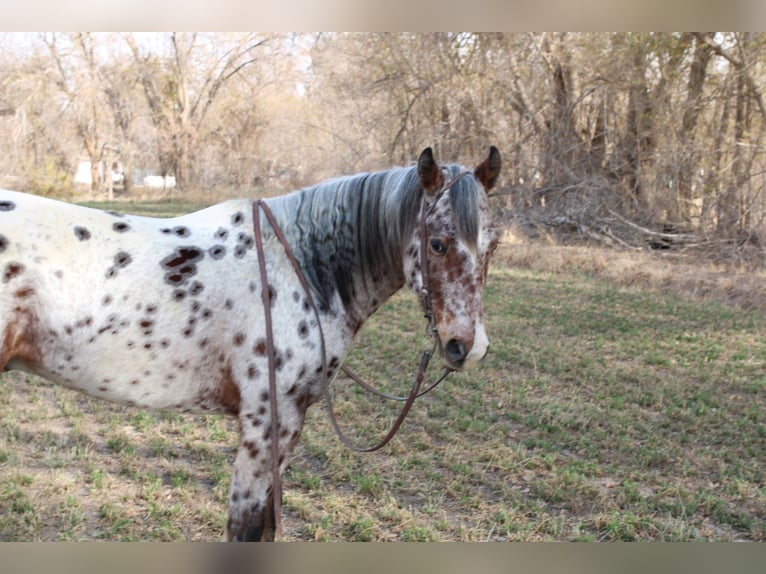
[430,238,448,255]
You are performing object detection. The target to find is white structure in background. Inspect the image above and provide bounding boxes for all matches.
[143,175,176,188]
[74,161,176,190]
[74,160,125,187]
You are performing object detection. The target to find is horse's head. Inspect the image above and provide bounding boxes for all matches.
[404,146,501,371]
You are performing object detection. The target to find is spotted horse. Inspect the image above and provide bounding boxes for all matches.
[0,146,501,541]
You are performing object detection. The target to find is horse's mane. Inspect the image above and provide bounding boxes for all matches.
[269,163,482,311]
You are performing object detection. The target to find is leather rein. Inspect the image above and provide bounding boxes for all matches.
[251,172,468,538]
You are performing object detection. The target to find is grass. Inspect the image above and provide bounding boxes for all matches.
[0,200,764,541]
[76,199,211,219]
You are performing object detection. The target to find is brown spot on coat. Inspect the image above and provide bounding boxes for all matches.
[114,251,133,268]
[209,245,226,260]
[189,281,205,296]
[14,287,34,299]
[198,364,241,415]
[254,340,266,355]
[74,227,91,241]
[1,306,42,369]
[3,262,25,283]
[160,246,204,287]
[242,440,259,459]
[215,227,229,240]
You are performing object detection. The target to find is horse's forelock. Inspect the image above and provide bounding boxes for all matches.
[444,166,482,250]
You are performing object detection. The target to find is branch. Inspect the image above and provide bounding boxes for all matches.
[694,32,766,120]
[41,33,74,98]
[303,122,358,154]
[606,210,701,243]
[193,37,269,127]
[389,90,428,160]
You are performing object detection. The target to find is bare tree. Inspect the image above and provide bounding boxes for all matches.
[43,33,112,193]
[124,32,270,190]
[676,33,714,223]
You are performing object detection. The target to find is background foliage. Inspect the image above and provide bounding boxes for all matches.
[1,33,765,262]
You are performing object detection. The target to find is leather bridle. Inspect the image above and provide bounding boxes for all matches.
[251,171,469,539]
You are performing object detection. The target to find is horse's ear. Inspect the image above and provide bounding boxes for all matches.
[474,146,501,191]
[418,147,444,196]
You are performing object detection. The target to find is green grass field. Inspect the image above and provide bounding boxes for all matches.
[0,200,763,541]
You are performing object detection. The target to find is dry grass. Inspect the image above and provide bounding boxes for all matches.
[498,229,766,315]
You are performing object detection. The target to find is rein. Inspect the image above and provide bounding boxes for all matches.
[251,171,468,539]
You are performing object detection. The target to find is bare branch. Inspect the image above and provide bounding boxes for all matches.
[694,32,766,120]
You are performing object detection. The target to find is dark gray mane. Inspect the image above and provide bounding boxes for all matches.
[268,163,483,315]
[443,164,481,250]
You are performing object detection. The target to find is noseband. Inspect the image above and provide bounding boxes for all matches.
[251,170,469,538]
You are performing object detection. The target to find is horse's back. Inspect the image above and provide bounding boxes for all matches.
[0,189,254,308]
[0,190,259,412]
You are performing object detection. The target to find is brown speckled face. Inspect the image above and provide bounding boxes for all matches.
[404,146,502,371]
[422,182,499,370]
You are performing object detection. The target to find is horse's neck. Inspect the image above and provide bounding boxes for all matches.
[271,173,411,331]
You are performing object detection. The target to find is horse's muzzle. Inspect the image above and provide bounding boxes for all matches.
[445,338,469,368]
[441,322,489,371]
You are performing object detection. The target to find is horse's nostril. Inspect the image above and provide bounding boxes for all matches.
[445,339,468,365]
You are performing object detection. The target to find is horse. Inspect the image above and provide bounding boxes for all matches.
[0,146,501,541]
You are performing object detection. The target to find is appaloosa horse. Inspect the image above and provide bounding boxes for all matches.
[0,146,501,541]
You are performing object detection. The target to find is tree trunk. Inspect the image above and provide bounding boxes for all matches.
[676,33,713,223]
[622,42,654,210]
[542,34,583,187]
[718,35,752,236]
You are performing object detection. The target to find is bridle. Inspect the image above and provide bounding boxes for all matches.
[251,170,470,539]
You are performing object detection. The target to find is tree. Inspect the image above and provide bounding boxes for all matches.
[43,33,112,193]
[676,33,714,222]
[124,32,270,190]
